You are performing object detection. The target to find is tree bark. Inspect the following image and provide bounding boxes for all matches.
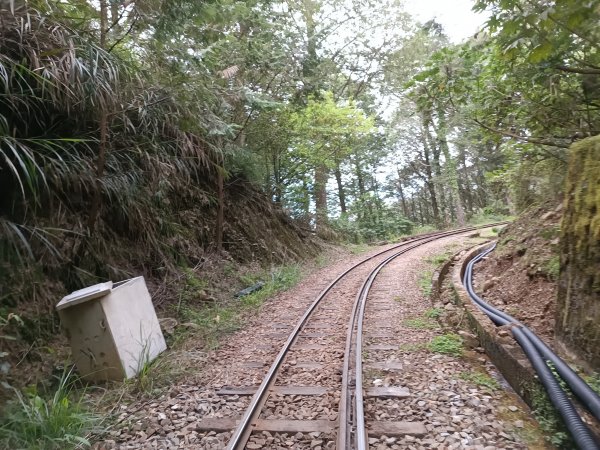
[423,115,446,224]
[396,168,408,218]
[334,163,347,214]
[314,164,328,230]
[434,108,466,226]
[420,130,441,227]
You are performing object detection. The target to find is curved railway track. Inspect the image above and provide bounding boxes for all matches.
[197,223,507,449]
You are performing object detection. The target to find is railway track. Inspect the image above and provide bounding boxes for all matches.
[195,224,507,449]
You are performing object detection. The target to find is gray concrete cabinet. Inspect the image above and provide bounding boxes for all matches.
[57,277,166,381]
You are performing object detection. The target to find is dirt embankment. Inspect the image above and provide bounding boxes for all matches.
[473,205,562,346]
[0,178,322,396]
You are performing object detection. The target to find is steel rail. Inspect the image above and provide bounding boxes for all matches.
[348,230,483,449]
[226,223,507,449]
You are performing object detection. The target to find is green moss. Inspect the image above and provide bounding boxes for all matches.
[558,136,600,366]
[566,135,600,249]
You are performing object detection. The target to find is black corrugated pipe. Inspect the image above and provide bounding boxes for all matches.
[464,244,600,421]
[511,326,599,450]
[521,327,600,421]
[463,243,600,449]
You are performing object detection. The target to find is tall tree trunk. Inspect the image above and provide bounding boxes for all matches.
[423,118,446,224]
[271,151,283,204]
[420,130,441,227]
[417,191,424,225]
[334,163,347,214]
[264,152,271,198]
[434,108,466,226]
[354,158,367,221]
[457,144,473,216]
[396,168,408,217]
[87,113,108,234]
[314,164,328,230]
[110,2,120,36]
[302,177,310,218]
[301,0,320,96]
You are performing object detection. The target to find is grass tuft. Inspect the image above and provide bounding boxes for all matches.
[459,370,500,391]
[424,307,443,319]
[0,370,99,450]
[426,253,450,265]
[418,270,433,297]
[544,255,560,281]
[428,333,463,356]
[403,317,439,330]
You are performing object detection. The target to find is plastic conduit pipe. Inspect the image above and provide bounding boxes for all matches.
[464,245,600,421]
[463,244,600,449]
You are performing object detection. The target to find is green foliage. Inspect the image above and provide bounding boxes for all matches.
[0,4,219,304]
[330,209,413,243]
[468,211,513,226]
[0,371,98,450]
[459,371,500,391]
[428,334,463,356]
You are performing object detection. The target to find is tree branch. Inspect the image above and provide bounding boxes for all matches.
[555,65,600,75]
[107,13,138,53]
[473,119,569,161]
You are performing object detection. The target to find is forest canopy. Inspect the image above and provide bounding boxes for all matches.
[1,0,598,298]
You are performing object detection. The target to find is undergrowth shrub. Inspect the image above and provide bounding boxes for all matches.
[329,210,413,243]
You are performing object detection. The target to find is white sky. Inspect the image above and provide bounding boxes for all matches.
[403,0,489,43]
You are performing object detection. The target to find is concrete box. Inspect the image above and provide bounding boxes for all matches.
[56,277,166,381]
